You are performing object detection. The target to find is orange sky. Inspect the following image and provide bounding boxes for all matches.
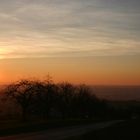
[0,55,140,85]
[0,0,140,85]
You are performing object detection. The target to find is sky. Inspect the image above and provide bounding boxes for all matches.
[0,0,140,85]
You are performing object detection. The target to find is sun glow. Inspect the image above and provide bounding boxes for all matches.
[0,48,11,59]
[0,0,139,85]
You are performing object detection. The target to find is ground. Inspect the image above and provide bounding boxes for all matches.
[65,119,140,140]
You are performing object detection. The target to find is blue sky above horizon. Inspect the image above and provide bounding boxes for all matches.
[0,0,140,58]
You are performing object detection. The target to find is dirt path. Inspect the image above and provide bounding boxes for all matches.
[0,120,123,140]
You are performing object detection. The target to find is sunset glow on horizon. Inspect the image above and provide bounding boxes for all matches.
[0,0,140,85]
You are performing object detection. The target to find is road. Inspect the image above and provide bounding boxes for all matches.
[0,120,123,140]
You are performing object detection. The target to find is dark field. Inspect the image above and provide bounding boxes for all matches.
[65,119,140,140]
[93,85,140,101]
[0,119,99,137]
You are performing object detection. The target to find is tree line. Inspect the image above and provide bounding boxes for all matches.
[1,78,109,121]
[1,78,140,121]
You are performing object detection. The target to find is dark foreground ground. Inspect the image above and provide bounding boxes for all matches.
[0,119,140,140]
[0,119,97,136]
[65,119,140,140]
[0,120,121,140]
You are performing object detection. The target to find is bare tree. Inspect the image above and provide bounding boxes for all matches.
[75,85,99,118]
[33,78,58,119]
[4,80,35,121]
[57,82,76,118]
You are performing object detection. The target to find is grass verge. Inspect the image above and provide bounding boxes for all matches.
[65,119,140,140]
[0,118,104,137]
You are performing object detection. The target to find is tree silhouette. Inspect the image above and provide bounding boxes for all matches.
[4,80,35,121]
[57,82,76,118]
[2,78,117,120]
[74,85,100,118]
[32,79,58,119]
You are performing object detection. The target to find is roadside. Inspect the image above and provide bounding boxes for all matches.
[0,119,105,136]
[0,120,122,140]
[65,119,140,140]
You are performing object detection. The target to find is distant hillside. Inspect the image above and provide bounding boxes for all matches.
[92,86,140,101]
[1,85,140,101]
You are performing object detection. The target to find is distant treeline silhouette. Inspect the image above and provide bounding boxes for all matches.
[1,78,140,121]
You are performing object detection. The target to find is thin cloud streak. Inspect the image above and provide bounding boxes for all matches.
[0,0,140,58]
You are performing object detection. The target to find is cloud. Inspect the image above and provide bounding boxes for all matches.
[0,0,140,58]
